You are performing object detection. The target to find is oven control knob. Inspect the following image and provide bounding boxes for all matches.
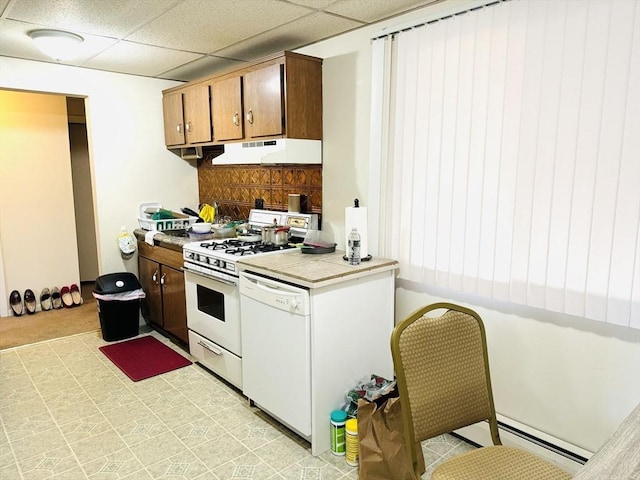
[203,257,210,264]
[219,260,226,269]
[186,252,194,259]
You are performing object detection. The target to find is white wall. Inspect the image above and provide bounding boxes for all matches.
[299,0,640,456]
[0,91,79,304]
[0,57,199,290]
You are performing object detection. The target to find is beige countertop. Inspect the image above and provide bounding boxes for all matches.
[133,228,193,252]
[237,250,398,289]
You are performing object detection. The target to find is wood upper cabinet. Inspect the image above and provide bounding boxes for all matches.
[243,63,283,139]
[183,83,212,144]
[162,83,212,147]
[210,76,244,141]
[162,91,185,146]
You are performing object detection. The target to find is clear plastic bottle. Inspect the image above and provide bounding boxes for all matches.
[348,228,361,265]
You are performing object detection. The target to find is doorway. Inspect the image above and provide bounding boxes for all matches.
[0,89,98,318]
[67,96,99,291]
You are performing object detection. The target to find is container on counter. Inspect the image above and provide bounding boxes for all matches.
[348,228,361,265]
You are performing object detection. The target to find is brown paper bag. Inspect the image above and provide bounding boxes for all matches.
[357,395,425,480]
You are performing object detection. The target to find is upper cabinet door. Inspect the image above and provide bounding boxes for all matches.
[211,76,244,141]
[244,63,283,139]
[162,92,185,146]
[183,84,212,144]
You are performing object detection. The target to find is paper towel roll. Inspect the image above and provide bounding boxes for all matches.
[345,204,368,258]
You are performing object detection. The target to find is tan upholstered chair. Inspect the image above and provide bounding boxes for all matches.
[390,302,572,480]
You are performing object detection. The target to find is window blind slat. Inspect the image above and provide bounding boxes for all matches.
[493,0,526,302]
[545,1,587,314]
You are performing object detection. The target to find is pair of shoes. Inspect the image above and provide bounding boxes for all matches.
[70,284,83,305]
[40,288,52,311]
[51,287,62,309]
[61,286,74,308]
[24,289,37,314]
[9,290,23,316]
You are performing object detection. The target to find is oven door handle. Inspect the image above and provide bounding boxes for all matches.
[198,341,222,356]
[184,265,237,286]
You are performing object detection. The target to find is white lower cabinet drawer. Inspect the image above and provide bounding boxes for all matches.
[188,330,242,389]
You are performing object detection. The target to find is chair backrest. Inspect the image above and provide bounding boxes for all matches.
[391,303,501,450]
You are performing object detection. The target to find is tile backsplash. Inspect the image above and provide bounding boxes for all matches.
[198,151,322,221]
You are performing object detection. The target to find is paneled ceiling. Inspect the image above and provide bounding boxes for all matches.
[0,0,441,82]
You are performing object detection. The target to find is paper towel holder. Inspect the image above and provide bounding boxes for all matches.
[343,198,372,262]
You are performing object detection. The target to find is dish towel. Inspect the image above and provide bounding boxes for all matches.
[145,230,159,245]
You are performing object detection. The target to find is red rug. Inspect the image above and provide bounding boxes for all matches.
[99,335,192,382]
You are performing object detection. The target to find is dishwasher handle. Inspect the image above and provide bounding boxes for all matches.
[247,276,299,296]
[240,272,310,315]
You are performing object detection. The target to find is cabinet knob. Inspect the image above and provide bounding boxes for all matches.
[160,273,166,286]
[246,109,253,125]
[233,112,240,127]
[176,123,182,133]
[152,270,159,283]
[185,122,191,132]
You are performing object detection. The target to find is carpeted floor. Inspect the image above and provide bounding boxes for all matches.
[0,284,101,349]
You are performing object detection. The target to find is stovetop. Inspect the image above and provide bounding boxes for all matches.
[183,237,300,281]
[185,238,296,259]
[182,208,318,281]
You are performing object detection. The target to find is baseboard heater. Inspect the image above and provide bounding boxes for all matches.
[454,416,592,475]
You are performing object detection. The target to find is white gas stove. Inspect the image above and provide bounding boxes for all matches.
[182,209,318,284]
[183,238,297,284]
[183,209,318,389]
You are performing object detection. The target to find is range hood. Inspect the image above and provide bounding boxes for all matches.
[212,138,322,165]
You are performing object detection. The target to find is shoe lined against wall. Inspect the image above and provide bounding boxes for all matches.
[70,284,83,305]
[51,287,62,309]
[9,290,22,316]
[40,288,52,311]
[24,289,36,314]
[61,286,74,308]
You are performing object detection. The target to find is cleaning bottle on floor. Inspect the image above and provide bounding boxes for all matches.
[118,226,136,259]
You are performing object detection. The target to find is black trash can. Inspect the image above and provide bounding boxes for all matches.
[94,272,142,342]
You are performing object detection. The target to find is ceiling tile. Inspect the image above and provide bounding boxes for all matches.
[126,0,314,54]
[3,0,179,38]
[82,40,203,77]
[0,19,119,66]
[213,11,362,61]
[0,0,11,14]
[327,0,434,23]
[286,0,340,10]
[159,55,245,82]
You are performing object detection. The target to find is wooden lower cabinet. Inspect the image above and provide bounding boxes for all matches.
[138,242,188,345]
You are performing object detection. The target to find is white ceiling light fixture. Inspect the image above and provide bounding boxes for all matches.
[28,29,84,61]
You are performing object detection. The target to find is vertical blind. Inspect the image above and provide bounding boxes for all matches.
[371,0,639,327]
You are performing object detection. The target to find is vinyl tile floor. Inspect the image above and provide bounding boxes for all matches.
[0,329,475,479]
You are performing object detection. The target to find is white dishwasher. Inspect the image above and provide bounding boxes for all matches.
[239,271,312,438]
